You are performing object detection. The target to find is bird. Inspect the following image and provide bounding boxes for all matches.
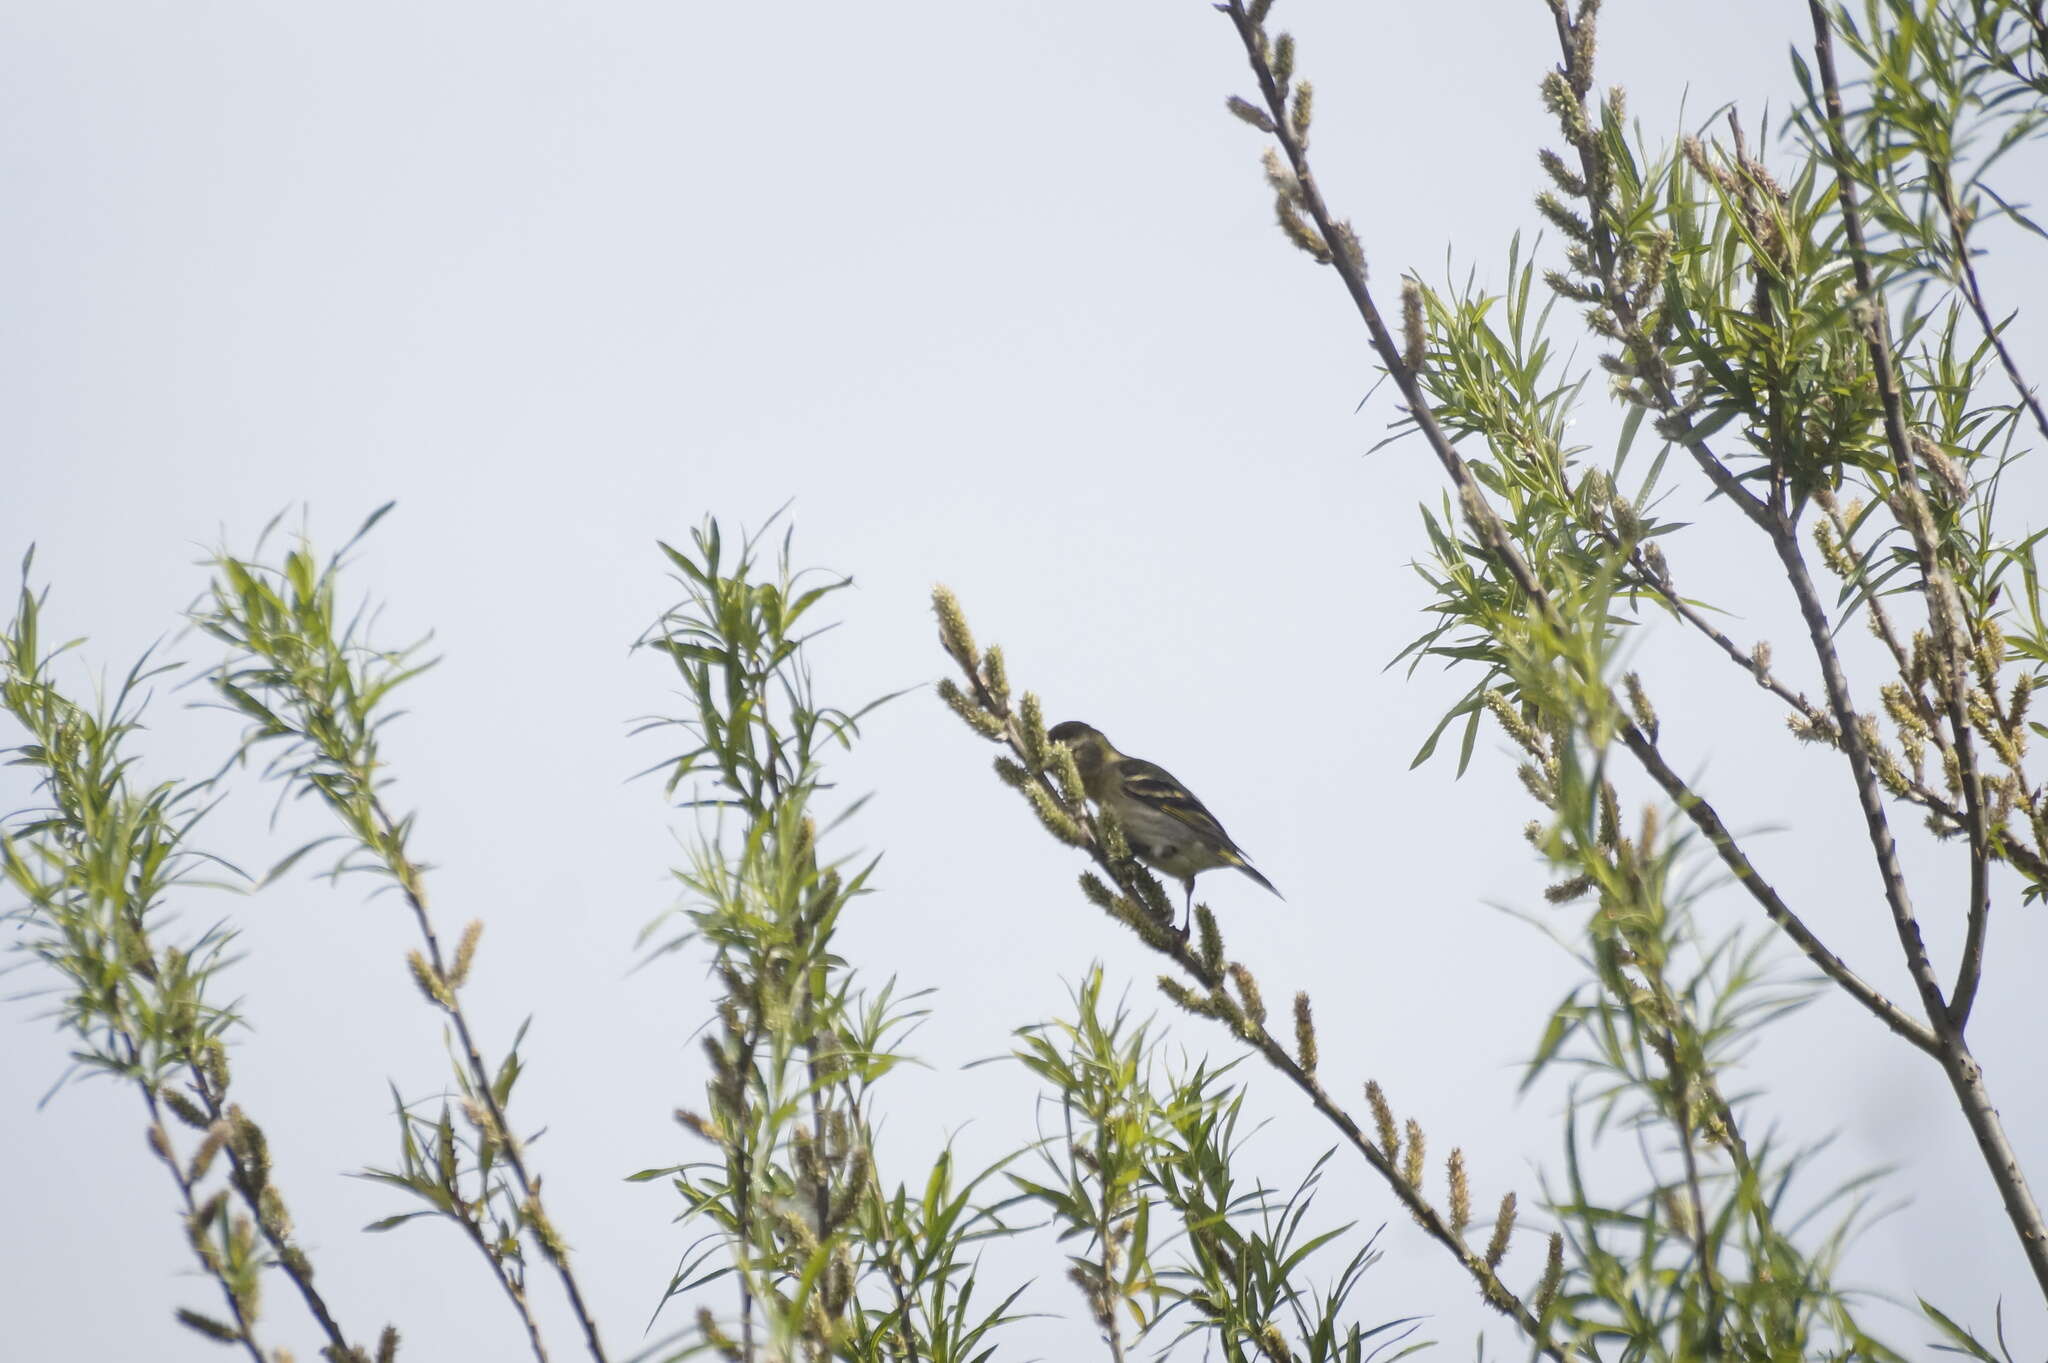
[1046,720,1280,934]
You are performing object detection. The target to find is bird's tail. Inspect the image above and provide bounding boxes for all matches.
[1232,859,1283,901]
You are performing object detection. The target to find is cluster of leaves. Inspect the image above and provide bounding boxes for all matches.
[629,515,1027,1363]
[197,511,611,1362]
[1013,969,1424,1363]
[1,559,391,1360]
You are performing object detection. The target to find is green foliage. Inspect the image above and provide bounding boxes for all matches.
[1012,971,1165,1352]
[2,558,380,1361]
[2,565,238,1091]
[1147,1070,1423,1363]
[198,509,605,1360]
[1013,969,1425,1363]
[633,513,1025,1363]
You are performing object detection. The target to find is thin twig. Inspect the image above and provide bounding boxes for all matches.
[1934,165,2048,449]
[110,894,366,1360]
[1768,517,1956,1023]
[374,801,612,1363]
[186,1063,360,1358]
[1633,549,1827,726]
[1628,533,1968,828]
[1220,0,1549,609]
[1097,1165,1129,1363]
[1671,1067,1721,1345]
[453,1202,552,1363]
[136,1070,270,1363]
[108,889,365,1360]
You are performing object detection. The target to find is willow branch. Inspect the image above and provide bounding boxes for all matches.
[1934,165,2048,449]
[140,1082,272,1363]
[1219,1,1549,608]
[185,1063,360,1358]
[1803,1,1995,1034]
[372,801,611,1363]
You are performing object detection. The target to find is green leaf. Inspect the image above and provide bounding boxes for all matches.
[1919,1299,2002,1361]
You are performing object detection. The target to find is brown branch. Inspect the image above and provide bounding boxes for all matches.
[1219,1,1549,610]
[1618,721,1940,1054]
[1807,0,2048,1297]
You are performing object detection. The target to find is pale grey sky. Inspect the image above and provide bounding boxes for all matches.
[3,2,2044,1360]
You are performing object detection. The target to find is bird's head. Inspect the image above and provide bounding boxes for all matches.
[1047,720,1113,785]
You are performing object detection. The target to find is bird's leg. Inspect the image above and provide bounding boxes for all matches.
[1178,879,1195,938]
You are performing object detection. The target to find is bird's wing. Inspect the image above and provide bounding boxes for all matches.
[1115,757,1251,861]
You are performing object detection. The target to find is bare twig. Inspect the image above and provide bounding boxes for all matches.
[1934,165,2048,450]
[1218,0,1550,609]
[452,1196,552,1363]
[1617,722,1940,1055]
[1634,550,1826,727]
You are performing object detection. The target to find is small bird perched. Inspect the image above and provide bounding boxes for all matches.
[1047,720,1280,933]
